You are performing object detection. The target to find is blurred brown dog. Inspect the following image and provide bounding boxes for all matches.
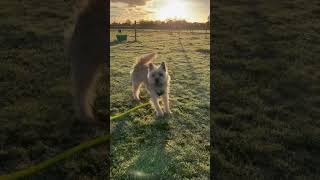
[65,0,106,123]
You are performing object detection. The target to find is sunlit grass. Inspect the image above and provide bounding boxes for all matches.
[110,29,210,179]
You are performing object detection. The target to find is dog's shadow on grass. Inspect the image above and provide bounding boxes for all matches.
[111,106,178,179]
[125,117,175,179]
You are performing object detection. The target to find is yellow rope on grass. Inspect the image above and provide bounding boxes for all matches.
[111,102,150,121]
[0,136,109,180]
[0,102,151,180]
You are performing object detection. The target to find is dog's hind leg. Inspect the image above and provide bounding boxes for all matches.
[132,80,142,101]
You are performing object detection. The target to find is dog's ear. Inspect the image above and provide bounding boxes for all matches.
[148,63,155,71]
[160,62,167,72]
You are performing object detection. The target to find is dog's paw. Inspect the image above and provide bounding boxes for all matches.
[156,111,164,117]
[164,111,172,116]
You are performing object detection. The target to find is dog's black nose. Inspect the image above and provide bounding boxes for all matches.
[155,78,159,83]
[157,90,164,96]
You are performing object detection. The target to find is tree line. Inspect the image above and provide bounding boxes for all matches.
[111,19,210,30]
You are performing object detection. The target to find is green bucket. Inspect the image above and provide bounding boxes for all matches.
[116,34,127,42]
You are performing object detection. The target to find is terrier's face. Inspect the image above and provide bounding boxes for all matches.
[147,62,168,87]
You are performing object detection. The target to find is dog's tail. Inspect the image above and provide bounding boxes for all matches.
[136,52,157,65]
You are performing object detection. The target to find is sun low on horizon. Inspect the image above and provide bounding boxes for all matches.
[111,0,209,23]
[154,0,189,21]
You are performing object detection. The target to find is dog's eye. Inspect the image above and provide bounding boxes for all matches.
[159,73,163,77]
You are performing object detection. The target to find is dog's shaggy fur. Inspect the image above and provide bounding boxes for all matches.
[131,53,172,117]
[66,0,106,123]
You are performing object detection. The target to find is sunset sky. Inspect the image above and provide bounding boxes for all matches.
[111,0,210,23]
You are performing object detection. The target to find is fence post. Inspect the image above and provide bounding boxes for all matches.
[134,20,137,42]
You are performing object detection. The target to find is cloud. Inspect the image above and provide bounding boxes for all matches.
[111,2,155,22]
[111,0,152,7]
[127,7,153,15]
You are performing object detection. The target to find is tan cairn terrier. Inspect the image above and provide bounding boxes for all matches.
[131,53,172,117]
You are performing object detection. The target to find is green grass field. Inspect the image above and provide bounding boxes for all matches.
[3,0,319,179]
[0,0,108,179]
[110,29,210,179]
[212,0,320,179]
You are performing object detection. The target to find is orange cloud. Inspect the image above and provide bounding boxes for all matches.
[111,0,152,7]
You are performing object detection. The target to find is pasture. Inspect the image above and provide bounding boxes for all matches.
[212,0,320,179]
[110,29,210,179]
[0,0,108,179]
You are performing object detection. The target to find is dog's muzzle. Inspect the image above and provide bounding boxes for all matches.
[155,81,163,86]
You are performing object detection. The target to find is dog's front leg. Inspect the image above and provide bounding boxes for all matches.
[150,95,164,117]
[162,93,172,115]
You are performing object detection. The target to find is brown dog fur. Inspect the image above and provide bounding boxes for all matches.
[66,0,106,123]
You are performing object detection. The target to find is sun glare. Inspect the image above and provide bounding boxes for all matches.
[156,0,189,21]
